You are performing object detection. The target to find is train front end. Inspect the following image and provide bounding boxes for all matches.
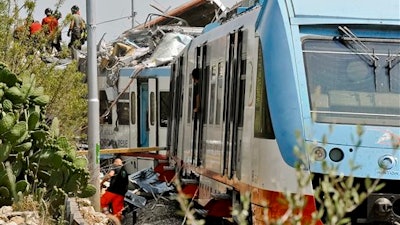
[258,0,400,223]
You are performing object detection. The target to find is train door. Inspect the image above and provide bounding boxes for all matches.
[170,57,184,157]
[148,78,157,147]
[128,79,138,148]
[138,81,149,147]
[137,78,158,147]
[233,30,245,179]
[223,30,245,178]
[192,45,208,166]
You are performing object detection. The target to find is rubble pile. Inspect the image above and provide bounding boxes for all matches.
[95,24,203,105]
[97,25,203,78]
[100,21,203,66]
[0,206,40,225]
[75,198,111,225]
[128,167,183,225]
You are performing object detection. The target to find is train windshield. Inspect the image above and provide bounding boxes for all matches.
[303,38,400,126]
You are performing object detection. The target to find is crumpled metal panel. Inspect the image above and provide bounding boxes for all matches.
[144,32,193,67]
[129,167,175,195]
[124,189,147,208]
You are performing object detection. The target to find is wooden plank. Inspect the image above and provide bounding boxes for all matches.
[76,146,167,155]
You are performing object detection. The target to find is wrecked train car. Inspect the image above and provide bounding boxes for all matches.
[97,0,228,174]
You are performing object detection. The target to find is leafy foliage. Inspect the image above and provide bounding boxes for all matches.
[0,0,87,143]
[0,63,94,213]
[35,62,88,140]
[0,0,92,219]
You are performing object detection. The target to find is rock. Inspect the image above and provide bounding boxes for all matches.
[9,216,24,225]
[0,206,12,215]
[0,206,41,225]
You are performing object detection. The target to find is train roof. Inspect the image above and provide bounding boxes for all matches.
[118,66,171,78]
[135,0,227,29]
[286,0,400,24]
[191,5,261,42]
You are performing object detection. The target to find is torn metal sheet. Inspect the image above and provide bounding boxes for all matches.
[96,25,202,92]
[125,189,147,208]
[129,167,175,195]
[143,32,193,67]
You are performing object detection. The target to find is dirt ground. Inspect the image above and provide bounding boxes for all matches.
[132,195,233,225]
[134,197,184,225]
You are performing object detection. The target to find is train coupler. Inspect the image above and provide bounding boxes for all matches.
[361,193,400,224]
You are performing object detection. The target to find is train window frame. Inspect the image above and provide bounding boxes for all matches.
[119,92,129,100]
[203,65,210,126]
[116,91,130,125]
[216,61,224,125]
[150,91,155,126]
[99,90,112,124]
[130,92,136,125]
[238,58,246,127]
[178,56,184,120]
[209,64,217,125]
[159,91,170,127]
[117,101,129,125]
[303,36,400,126]
[187,81,193,124]
[254,41,275,139]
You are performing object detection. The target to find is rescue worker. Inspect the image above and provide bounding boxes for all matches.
[67,5,86,50]
[41,8,58,53]
[52,10,62,52]
[41,8,58,35]
[100,157,129,221]
[29,20,42,36]
[28,20,43,52]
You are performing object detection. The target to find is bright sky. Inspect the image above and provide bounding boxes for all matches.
[28,0,238,44]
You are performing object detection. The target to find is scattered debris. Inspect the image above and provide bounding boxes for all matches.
[0,206,40,225]
[96,25,203,78]
[75,198,110,225]
[129,167,175,198]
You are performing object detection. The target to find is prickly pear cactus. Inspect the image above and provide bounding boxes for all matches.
[0,62,94,208]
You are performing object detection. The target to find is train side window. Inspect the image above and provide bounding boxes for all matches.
[117,102,129,125]
[238,59,246,127]
[130,92,136,125]
[150,92,155,126]
[215,62,224,125]
[203,65,210,125]
[209,65,217,124]
[160,91,169,127]
[254,44,275,139]
[187,86,193,124]
[99,90,112,124]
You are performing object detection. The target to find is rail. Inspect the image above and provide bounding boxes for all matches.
[76,146,168,156]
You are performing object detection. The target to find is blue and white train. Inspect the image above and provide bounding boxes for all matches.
[98,66,171,173]
[168,0,400,224]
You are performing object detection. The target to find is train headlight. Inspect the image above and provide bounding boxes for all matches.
[311,146,326,161]
[329,148,344,162]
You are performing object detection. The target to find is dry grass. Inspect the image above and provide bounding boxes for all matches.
[10,195,54,225]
